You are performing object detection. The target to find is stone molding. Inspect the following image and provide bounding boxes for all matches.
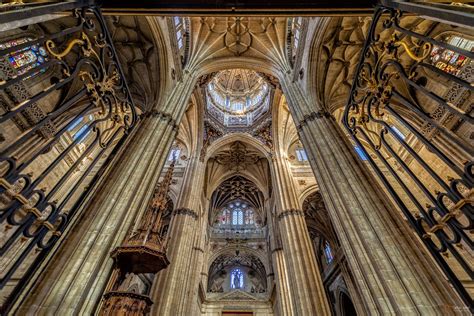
[271,247,283,253]
[143,110,179,131]
[277,208,304,220]
[296,110,331,131]
[193,246,204,253]
[173,207,198,220]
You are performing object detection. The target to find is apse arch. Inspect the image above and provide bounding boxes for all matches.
[304,17,332,113]
[205,133,272,162]
[299,185,319,207]
[206,249,268,294]
[207,245,268,270]
[194,56,285,83]
[208,173,268,200]
[147,17,176,110]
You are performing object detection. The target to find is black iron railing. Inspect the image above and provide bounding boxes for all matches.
[343,0,473,308]
[0,1,138,312]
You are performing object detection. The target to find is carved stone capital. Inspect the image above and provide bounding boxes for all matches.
[144,110,179,131]
[173,207,198,220]
[271,247,283,253]
[296,110,331,131]
[277,208,304,220]
[193,246,205,253]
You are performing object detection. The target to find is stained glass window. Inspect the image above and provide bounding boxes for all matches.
[296,148,308,161]
[324,241,334,264]
[219,208,231,225]
[1,37,48,78]
[174,17,186,50]
[73,124,90,141]
[68,117,83,131]
[168,148,181,161]
[290,17,303,61]
[430,35,473,76]
[217,201,257,227]
[230,268,244,289]
[354,146,368,161]
[232,209,244,225]
[390,125,406,140]
[68,116,91,142]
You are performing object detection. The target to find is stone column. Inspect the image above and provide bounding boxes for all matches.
[152,154,205,315]
[281,77,467,314]
[15,76,198,315]
[17,113,178,315]
[271,153,332,316]
[267,210,294,315]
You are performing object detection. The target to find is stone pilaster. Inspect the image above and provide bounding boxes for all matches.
[282,78,467,314]
[271,154,331,316]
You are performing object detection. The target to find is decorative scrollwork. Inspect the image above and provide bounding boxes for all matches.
[0,5,138,312]
[342,4,473,307]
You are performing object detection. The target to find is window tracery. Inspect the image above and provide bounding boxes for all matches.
[218,201,256,227]
[168,147,181,161]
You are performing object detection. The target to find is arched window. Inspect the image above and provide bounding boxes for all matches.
[230,268,244,289]
[168,148,181,161]
[0,37,48,78]
[217,201,257,227]
[67,115,93,142]
[295,148,308,161]
[289,17,303,64]
[429,34,473,76]
[390,125,406,140]
[232,209,244,225]
[353,146,368,161]
[324,241,334,264]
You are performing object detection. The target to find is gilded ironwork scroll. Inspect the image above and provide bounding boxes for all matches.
[343,2,473,308]
[0,2,138,312]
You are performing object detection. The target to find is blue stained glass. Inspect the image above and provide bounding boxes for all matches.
[390,125,406,140]
[73,124,90,141]
[231,268,244,289]
[324,241,334,264]
[354,146,368,161]
[232,209,243,225]
[296,148,308,161]
[68,117,83,131]
[2,37,49,79]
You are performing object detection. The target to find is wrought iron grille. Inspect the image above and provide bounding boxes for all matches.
[343,1,473,308]
[0,1,138,311]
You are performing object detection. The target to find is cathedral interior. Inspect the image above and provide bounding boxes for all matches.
[0,0,472,315]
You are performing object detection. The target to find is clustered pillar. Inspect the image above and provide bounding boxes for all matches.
[17,76,197,314]
[152,155,205,315]
[271,153,332,316]
[281,77,466,314]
